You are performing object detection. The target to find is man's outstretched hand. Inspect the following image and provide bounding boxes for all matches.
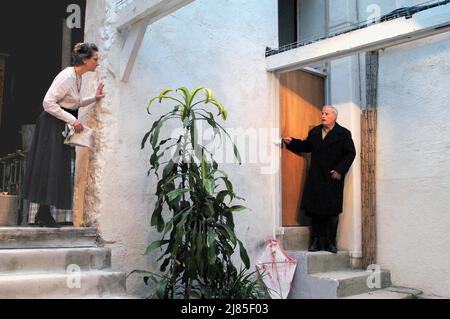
[282,137,292,145]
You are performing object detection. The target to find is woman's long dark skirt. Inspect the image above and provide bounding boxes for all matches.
[21,110,77,210]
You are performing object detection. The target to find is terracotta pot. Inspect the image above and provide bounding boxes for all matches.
[0,194,19,226]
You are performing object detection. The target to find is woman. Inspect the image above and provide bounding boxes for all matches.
[21,43,105,227]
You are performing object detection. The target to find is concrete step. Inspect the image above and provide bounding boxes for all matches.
[310,270,391,298]
[341,288,417,299]
[0,247,111,274]
[288,250,350,274]
[289,269,391,299]
[0,271,126,299]
[0,227,97,249]
[76,294,140,299]
[276,227,310,251]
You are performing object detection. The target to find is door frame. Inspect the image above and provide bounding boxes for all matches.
[274,66,329,234]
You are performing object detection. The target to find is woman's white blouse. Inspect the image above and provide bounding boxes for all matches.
[42,67,96,125]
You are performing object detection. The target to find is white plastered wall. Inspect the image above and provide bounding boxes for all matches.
[79,0,279,296]
[376,32,450,298]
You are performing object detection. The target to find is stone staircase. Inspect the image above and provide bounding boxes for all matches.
[0,227,129,299]
[277,227,422,299]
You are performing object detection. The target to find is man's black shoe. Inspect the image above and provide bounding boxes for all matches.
[326,243,338,254]
[308,237,321,252]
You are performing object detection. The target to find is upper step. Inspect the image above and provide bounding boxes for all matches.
[287,250,350,274]
[0,271,126,299]
[276,227,310,251]
[0,227,97,249]
[0,247,111,274]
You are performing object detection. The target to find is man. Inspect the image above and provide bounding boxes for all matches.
[283,106,356,253]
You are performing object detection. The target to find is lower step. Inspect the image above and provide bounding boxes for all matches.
[0,271,126,299]
[309,270,391,298]
[341,288,416,299]
[289,269,391,299]
[0,248,111,273]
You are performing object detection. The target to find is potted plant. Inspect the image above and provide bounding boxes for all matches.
[134,87,265,299]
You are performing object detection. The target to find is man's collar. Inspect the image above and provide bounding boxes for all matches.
[322,122,345,135]
[323,123,336,132]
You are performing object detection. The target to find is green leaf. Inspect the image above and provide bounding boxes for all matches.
[190,86,205,103]
[229,205,247,212]
[146,89,183,113]
[157,212,165,233]
[159,88,173,102]
[177,87,192,108]
[204,179,214,196]
[207,229,217,265]
[233,144,242,165]
[151,201,163,228]
[167,189,191,202]
[141,130,151,149]
[216,190,229,204]
[223,211,235,229]
[217,224,237,246]
[160,257,171,272]
[155,277,168,299]
[205,200,215,217]
[162,218,173,237]
[144,240,169,255]
[201,159,207,180]
[220,177,234,195]
[146,96,160,113]
[208,99,227,120]
[180,104,186,120]
[190,116,197,150]
[175,211,189,244]
[162,160,176,179]
[128,269,161,277]
[238,239,251,269]
[195,232,204,273]
[150,120,164,148]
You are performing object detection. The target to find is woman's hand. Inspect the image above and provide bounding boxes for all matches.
[73,120,84,133]
[95,82,106,101]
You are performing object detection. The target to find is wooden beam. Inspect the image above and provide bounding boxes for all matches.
[115,0,195,81]
[119,18,149,82]
[267,2,450,72]
[361,51,378,269]
[115,0,194,31]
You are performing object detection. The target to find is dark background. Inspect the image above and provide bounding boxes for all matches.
[0,0,86,157]
[278,0,297,48]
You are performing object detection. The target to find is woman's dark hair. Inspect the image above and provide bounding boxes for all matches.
[71,42,99,66]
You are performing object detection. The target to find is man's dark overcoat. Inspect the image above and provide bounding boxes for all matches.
[286,123,356,216]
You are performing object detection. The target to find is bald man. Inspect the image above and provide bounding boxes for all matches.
[283,106,356,253]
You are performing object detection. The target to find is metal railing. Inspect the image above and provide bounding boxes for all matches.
[0,151,25,196]
[266,0,450,57]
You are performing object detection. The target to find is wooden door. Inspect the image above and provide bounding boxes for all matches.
[281,70,324,226]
